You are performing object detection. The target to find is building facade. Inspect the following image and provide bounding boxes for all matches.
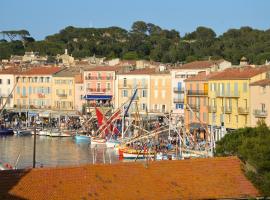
[14,67,62,111]
[250,79,270,127]
[83,66,118,114]
[208,67,269,130]
[74,74,84,112]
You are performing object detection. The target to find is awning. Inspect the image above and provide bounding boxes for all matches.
[84,95,112,100]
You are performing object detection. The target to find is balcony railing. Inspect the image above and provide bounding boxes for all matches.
[221,106,232,113]
[238,107,249,115]
[215,91,240,98]
[187,90,208,96]
[85,76,113,80]
[119,84,148,89]
[173,87,185,93]
[208,105,217,113]
[188,104,200,111]
[37,93,45,98]
[253,109,267,118]
[86,88,111,93]
[149,109,162,113]
[57,94,67,98]
[173,98,184,103]
[21,95,27,98]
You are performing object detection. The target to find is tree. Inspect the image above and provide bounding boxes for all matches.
[131,21,148,34]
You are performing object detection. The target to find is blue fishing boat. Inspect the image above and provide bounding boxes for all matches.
[0,128,14,136]
[74,134,91,142]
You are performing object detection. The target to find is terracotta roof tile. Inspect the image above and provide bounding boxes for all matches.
[19,66,62,75]
[0,156,260,200]
[83,66,121,72]
[185,71,219,82]
[118,68,169,75]
[209,66,270,80]
[250,79,270,86]
[180,60,225,70]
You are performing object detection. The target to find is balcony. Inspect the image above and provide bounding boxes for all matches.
[253,109,268,118]
[173,87,185,93]
[221,106,232,114]
[188,104,200,111]
[238,107,249,115]
[187,90,208,96]
[20,95,28,98]
[57,94,67,99]
[37,93,45,98]
[149,109,162,113]
[208,105,217,113]
[85,76,113,80]
[86,88,111,93]
[215,91,240,98]
[173,98,184,103]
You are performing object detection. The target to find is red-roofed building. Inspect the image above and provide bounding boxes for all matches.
[0,157,260,200]
[83,66,121,114]
[14,66,62,115]
[250,79,270,127]
[184,72,219,131]
[207,66,270,135]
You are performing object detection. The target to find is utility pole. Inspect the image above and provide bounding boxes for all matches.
[33,122,36,168]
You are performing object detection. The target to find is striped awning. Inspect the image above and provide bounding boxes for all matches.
[84,95,112,100]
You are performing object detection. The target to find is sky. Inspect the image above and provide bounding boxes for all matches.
[1,0,270,40]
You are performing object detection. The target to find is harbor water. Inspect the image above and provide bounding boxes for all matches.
[0,135,119,169]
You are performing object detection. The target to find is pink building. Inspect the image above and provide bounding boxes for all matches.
[184,72,217,131]
[83,66,120,112]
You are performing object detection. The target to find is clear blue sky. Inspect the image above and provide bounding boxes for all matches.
[1,0,269,40]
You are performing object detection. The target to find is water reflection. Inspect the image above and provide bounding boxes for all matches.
[0,136,119,169]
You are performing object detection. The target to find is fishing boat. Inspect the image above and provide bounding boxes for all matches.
[15,129,32,136]
[0,128,14,136]
[74,134,91,142]
[106,139,121,148]
[119,148,155,159]
[0,161,13,170]
[39,129,49,136]
[91,138,106,145]
[48,129,72,137]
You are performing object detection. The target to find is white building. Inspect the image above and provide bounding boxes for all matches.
[0,68,17,109]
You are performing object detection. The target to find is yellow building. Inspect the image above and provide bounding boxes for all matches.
[52,68,80,111]
[14,67,62,111]
[115,68,171,116]
[208,66,269,130]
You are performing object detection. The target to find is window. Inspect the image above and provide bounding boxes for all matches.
[262,103,266,111]
[29,86,32,95]
[123,90,128,97]
[235,115,238,123]
[0,79,2,84]
[97,83,101,92]
[234,82,238,96]
[123,78,127,87]
[142,89,147,97]
[203,97,207,106]
[203,112,207,122]
[162,90,165,98]
[212,113,216,123]
[142,78,146,88]
[190,111,193,120]
[154,90,158,98]
[106,83,111,91]
[69,89,72,96]
[243,82,248,93]
[98,72,101,80]
[162,105,166,112]
[7,79,10,85]
[142,103,146,110]
[16,87,20,94]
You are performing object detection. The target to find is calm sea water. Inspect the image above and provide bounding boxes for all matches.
[0,135,120,169]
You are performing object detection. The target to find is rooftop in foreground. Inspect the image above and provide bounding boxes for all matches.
[0,156,259,200]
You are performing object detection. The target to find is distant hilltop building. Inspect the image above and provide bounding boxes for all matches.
[56,49,75,67]
[240,56,249,66]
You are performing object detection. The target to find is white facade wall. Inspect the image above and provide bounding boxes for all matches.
[0,74,15,109]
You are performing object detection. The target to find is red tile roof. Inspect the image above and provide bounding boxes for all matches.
[19,67,62,75]
[119,68,169,75]
[0,67,21,75]
[84,66,121,72]
[185,71,219,82]
[0,157,260,200]
[209,66,270,80]
[180,60,225,69]
[250,79,270,86]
